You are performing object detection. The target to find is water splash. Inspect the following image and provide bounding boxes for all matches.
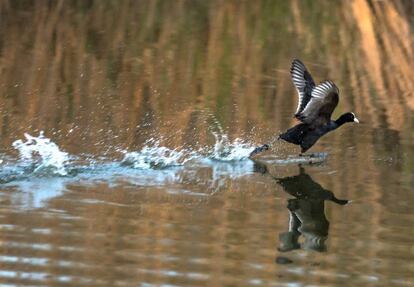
[210,132,254,161]
[119,132,255,168]
[120,139,198,169]
[0,131,263,208]
[12,132,70,176]
[0,128,260,189]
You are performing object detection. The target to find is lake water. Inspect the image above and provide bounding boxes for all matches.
[1,1,414,286]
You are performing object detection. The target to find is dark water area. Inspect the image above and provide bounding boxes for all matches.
[1,1,414,286]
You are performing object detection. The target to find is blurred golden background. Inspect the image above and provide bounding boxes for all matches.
[0,1,414,286]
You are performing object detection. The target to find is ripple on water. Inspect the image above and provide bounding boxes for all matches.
[1,132,414,286]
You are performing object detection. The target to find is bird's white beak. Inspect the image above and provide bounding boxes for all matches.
[354,117,359,123]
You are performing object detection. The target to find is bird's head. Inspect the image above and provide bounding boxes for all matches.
[337,112,359,125]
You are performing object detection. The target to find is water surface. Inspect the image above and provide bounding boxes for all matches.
[1,1,414,286]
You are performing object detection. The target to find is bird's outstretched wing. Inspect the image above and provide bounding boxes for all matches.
[296,81,339,126]
[290,59,316,116]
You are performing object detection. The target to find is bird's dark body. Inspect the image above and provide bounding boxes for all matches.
[279,121,338,153]
[249,59,358,158]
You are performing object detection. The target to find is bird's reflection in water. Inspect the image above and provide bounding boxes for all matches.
[253,162,348,253]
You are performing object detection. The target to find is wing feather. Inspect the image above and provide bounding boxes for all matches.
[296,80,339,125]
[290,59,316,115]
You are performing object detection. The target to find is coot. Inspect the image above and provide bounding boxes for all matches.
[249,59,359,158]
[279,59,359,154]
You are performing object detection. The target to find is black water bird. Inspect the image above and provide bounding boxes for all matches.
[249,59,359,158]
[279,59,359,154]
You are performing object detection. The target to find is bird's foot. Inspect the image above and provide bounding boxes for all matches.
[249,144,270,158]
[299,153,316,158]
